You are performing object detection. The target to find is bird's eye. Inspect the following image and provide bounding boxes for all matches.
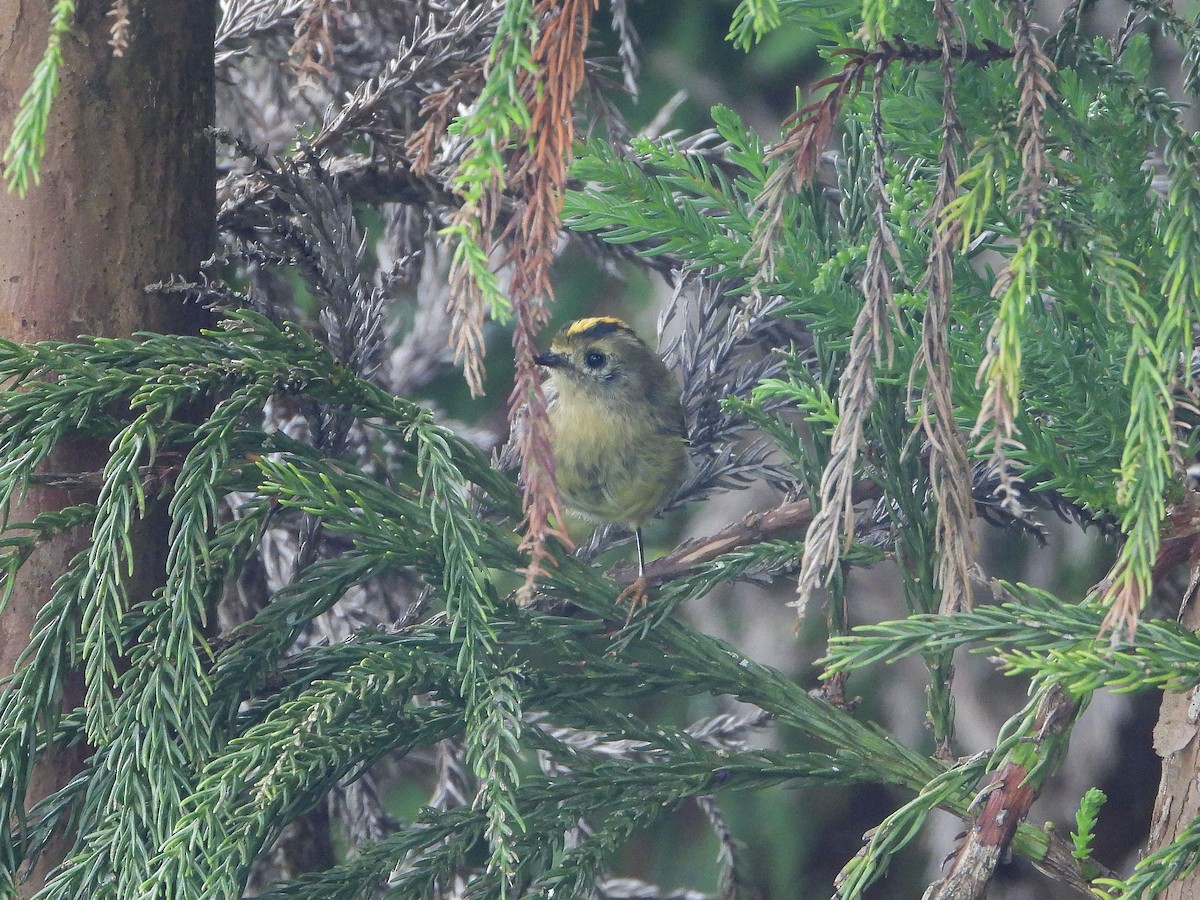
[584,350,607,369]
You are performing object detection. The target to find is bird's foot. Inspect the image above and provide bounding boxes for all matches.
[617,576,651,626]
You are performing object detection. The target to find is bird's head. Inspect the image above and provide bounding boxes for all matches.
[534,317,660,399]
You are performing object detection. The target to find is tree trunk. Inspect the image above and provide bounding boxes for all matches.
[1150,589,1200,898]
[0,1,213,894]
[1146,490,1200,898]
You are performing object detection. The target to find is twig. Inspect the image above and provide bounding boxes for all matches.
[924,685,1083,899]
[610,481,883,586]
[28,460,185,493]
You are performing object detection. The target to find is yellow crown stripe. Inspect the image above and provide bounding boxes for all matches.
[565,316,631,338]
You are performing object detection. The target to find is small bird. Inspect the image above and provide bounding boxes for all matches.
[535,317,687,613]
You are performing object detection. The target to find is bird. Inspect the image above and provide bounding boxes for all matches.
[534,316,687,615]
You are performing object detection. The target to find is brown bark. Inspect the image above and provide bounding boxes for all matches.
[1145,493,1200,898]
[1150,672,1200,900]
[0,1,213,894]
[1149,497,1200,899]
[925,685,1086,900]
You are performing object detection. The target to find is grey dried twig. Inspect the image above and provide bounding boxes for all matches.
[607,0,641,99]
[533,709,771,897]
[218,5,500,235]
[217,0,309,59]
[665,275,794,506]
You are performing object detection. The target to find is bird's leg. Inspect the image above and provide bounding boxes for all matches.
[618,527,651,622]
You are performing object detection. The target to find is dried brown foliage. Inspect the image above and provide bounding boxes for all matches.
[748,39,1012,281]
[290,0,344,78]
[750,52,869,280]
[1100,578,1145,639]
[446,192,499,399]
[917,0,978,616]
[428,5,600,604]
[752,36,1017,618]
[1007,0,1054,219]
[508,0,599,597]
[795,68,902,617]
[406,63,487,177]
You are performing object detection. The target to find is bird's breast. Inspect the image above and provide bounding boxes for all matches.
[548,392,685,528]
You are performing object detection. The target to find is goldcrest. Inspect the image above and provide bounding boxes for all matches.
[535,317,687,607]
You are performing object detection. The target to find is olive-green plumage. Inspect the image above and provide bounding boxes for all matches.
[535,317,686,587]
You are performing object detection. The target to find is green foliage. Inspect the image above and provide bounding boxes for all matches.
[1072,787,1107,861]
[0,315,519,895]
[728,0,782,50]
[1091,809,1200,897]
[564,35,1199,568]
[2,0,75,196]
[824,582,1200,695]
[0,310,1023,896]
[6,0,1200,896]
[440,0,538,325]
[834,754,990,895]
[557,3,1200,893]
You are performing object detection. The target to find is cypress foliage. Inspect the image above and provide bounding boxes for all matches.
[3,0,1200,896]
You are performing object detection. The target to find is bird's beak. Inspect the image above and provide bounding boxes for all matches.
[534,350,565,368]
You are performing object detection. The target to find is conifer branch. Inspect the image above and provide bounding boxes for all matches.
[972,0,1057,515]
[920,0,977,619]
[795,64,900,618]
